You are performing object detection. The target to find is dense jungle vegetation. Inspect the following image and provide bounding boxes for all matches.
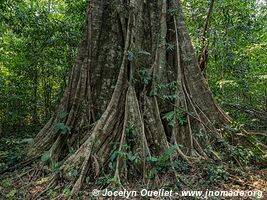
[0,0,266,199]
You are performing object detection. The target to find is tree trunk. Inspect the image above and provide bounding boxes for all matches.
[27,0,254,196]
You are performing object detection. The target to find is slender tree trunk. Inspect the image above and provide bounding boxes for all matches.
[198,0,215,72]
[32,67,39,125]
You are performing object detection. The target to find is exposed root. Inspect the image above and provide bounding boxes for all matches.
[33,176,57,200]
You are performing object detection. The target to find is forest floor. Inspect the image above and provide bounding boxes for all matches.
[0,135,266,199]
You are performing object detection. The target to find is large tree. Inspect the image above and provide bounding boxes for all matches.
[26,0,263,197]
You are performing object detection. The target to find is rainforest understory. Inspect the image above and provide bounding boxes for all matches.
[0,0,266,199]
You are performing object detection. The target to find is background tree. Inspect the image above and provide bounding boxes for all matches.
[183,0,267,131]
[0,0,86,135]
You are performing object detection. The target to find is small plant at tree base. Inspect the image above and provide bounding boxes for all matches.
[203,163,229,184]
[139,67,152,85]
[53,122,71,135]
[7,189,16,200]
[162,110,187,127]
[1,179,12,188]
[51,161,62,176]
[230,145,262,165]
[149,81,177,101]
[63,186,72,197]
[48,189,58,198]
[147,145,189,179]
[95,174,114,186]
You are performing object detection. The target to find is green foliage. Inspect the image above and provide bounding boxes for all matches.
[230,145,264,165]
[95,172,122,188]
[0,0,86,135]
[162,110,187,127]
[0,138,26,171]
[139,67,151,85]
[53,122,70,134]
[7,189,16,200]
[41,151,50,162]
[125,120,136,140]
[1,179,12,188]
[127,50,135,61]
[166,43,175,51]
[59,111,69,119]
[149,81,177,100]
[68,169,79,177]
[51,162,62,176]
[147,145,189,179]
[108,121,142,167]
[63,186,72,197]
[109,144,141,168]
[168,7,179,16]
[203,163,229,184]
[41,152,63,176]
[48,189,58,198]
